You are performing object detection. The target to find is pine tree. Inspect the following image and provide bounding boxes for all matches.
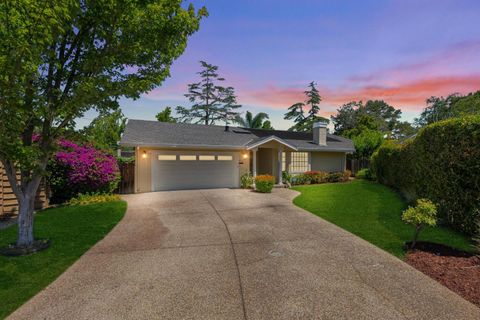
[176,61,241,125]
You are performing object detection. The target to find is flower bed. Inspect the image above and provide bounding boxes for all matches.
[288,170,350,185]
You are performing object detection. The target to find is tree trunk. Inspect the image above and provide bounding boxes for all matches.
[1,159,44,248]
[411,225,422,249]
[17,194,35,247]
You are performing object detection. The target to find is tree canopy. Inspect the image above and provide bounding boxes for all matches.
[82,110,127,153]
[331,100,404,138]
[176,61,241,125]
[284,82,325,132]
[156,106,177,123]
[415,91,480,127]
[0,0,206,247]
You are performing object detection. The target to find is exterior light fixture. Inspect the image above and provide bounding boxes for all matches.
[142,151,147,159]
[243,153,248,159]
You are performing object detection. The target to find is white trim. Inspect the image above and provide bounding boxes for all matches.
[246,136,298,151]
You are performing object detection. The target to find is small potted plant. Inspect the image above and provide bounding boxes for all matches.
[255,174,275,193]
[402,198,437,249]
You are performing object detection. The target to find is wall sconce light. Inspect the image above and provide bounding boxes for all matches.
[243,153,249,159]
[142,151,147,159]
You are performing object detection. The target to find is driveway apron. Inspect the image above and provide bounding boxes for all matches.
[8,189,480,320]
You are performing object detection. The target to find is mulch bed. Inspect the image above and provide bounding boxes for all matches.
[405,241,480,308]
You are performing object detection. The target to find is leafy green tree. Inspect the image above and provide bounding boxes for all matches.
[402,199,438,249]
[82,110,127,153]
[284,81,323,132]
[0,0,206,248]
[176,61,241,125]
[156,106,177,123]
[415,91,480,126]
[343,114,380,138]
[235,111,270,128]
[351,130,384,161]
[332,100,403,138]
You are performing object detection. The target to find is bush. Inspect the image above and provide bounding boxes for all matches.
[356,168,373,180]
[240,173,254,189]
[371,116,480,235]
[402,199,438,249]
[326,172,344,182]
[282,171,292,184]
[304,171,329,184]
[48,139,120,204]
[67,193,121,206]
[255,175,275,193]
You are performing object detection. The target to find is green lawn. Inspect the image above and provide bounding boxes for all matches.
[0,201,127,319]
[293,179,472,258]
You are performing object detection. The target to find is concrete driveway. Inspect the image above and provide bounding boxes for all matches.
[9,189,480,320]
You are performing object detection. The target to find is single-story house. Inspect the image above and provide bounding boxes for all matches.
[119,120,355,192]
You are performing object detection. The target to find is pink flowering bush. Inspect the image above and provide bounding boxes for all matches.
[48,139,120,203]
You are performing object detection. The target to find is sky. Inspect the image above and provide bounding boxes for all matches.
[80,0,480,130]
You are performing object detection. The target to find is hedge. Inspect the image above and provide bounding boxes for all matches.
[371,116,480,235]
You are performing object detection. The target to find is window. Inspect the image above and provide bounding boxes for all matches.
[282,152,286,171]
[217,155,233,161]
[179,155,196,161]
[158,155,176,161]
[199,155,215,161]
[289,152,309,173]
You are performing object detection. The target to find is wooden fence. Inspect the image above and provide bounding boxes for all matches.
[346,159,370,176]
[0,163,49,219]
[118,162,135,194]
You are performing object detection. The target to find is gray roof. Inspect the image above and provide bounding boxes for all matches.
[120,120,354,152]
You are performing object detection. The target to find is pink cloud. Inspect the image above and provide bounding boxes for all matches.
[241,74,480,112]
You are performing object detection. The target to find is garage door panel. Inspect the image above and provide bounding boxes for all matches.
[151,152,239,191]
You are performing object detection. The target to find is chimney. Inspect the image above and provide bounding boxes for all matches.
[313,121,327,145]
[225,125,230,132]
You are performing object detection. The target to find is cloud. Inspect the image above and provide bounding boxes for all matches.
[241,74,480,112]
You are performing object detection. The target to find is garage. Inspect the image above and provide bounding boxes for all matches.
[150,151,239,191]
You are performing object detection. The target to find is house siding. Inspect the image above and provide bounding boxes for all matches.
[310,152,346,172]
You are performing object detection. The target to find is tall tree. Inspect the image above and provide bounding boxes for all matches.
[284,81,323,132]
[235,111,270,129]
[0,0,206,248]
[415,91,480,127]
[176,61,241,125]
[82,110,127,153]
[156,106,177,123]
[332,100,403,138]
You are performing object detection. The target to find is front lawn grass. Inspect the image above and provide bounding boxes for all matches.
[0,201,126,319]
[293,179,472,258]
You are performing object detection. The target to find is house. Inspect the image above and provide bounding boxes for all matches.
[119,120,355,192]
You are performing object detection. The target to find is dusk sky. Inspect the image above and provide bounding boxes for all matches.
[81,0,480,130]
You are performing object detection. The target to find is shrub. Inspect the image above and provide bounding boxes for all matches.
[48,139,120,204]
[371,116,480,235]
[326,172,344,182]
[356,168,374,180]
[402,199,438,249]
[240,173,254,189]
[255,175,275,193]
[282,171,292,184]
[304,170,330,184]
[67,193,121,206]
[342,170,352,181]
[291,173,307,185]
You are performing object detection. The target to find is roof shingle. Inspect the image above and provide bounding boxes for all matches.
[120,120,354,152]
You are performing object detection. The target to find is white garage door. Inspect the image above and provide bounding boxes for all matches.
[151,151,239,191]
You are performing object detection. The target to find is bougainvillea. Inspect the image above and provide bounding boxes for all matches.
[48,139,120,203]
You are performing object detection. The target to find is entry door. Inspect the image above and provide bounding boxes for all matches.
[151,151,239,191]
